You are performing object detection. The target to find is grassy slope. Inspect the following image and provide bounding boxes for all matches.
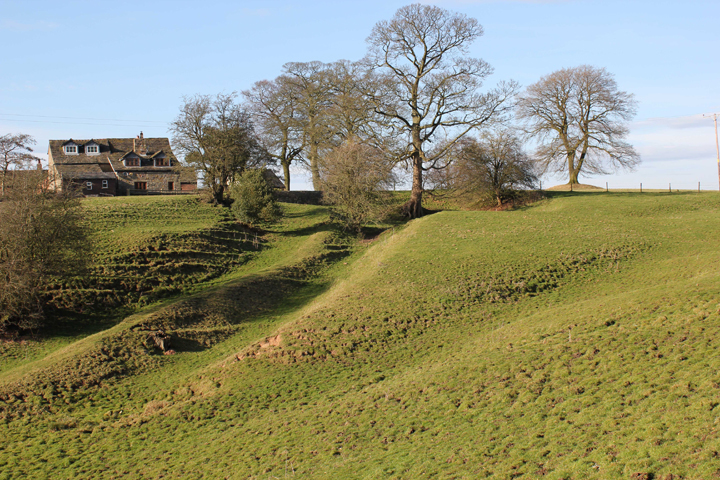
[2,192,720,479]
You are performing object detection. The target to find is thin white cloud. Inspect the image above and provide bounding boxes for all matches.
[633,114,717,131]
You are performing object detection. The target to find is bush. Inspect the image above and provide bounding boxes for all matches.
[0,174,88,333]
[228,169,282,225]
[432,129,538,207]
[319,139,396,233]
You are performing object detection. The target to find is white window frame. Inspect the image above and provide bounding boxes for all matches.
[65,145,78,154]
[86,181,93,190]
[102,180,108,189]
[86,145,99,154]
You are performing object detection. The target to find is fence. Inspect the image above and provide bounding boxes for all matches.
[538,181,717,193]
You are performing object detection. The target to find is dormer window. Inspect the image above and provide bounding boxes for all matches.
[65,145,77,154]
[125,157,140,167]
[155,157,169,167]
[86,145,99,154]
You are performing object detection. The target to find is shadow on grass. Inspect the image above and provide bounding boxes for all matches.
[135,245,355,350]
[280,206,327,219]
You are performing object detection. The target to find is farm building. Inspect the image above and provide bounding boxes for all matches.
[47,132,197,196]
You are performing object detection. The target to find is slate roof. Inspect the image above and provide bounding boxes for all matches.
[262,169,286,190]
[48,137,177,172]
[53,164,116,180]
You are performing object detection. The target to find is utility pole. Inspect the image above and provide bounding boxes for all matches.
[704,113,720,190]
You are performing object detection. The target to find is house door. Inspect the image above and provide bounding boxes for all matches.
[168,182,174,191]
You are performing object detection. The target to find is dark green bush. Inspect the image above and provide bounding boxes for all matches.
[228,169,282,225]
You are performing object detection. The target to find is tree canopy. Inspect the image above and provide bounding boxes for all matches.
[516,65,639,185]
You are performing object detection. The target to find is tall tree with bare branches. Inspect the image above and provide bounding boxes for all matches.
[366,3,517,218]
[243,78,304,191]
[281,62,334,190]
[516,65,639,185]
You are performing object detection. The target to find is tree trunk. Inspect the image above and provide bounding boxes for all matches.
[310,143,320,191]
[569,168,579,185]
[402,151,424,218]
[567,154,580,184]
[212,183,225,204]
[282,160,291,191]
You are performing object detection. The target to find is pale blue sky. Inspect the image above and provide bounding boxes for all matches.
[1,0,718,189]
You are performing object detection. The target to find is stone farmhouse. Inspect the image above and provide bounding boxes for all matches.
[47,132,196,196]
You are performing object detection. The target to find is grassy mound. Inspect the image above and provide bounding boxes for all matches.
[546,183,605,191]
[2,192,720,479]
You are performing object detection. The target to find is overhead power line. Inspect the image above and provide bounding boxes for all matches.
[0,112,167,124]
[0,113,168,128]
[0,118,169,128]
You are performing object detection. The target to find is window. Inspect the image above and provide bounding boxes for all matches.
[102,180,108,189]
[155,157,169,166]
[65,145,77,154]
[134,182,147,190]
[86,145,99,154]
[125,157,140,167]
[86,181,93,190]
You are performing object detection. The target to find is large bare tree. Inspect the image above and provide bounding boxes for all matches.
[170,93,268,203]
[516,65,639,185]
[0,133,40,196]
[366,3,517,218]
[281,62,334,190]
[243,78,304,191]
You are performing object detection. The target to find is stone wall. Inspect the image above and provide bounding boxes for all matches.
[273,190,324,205]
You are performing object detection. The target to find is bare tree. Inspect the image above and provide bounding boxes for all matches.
[366,3,517,218]
[281,62,334,190]
[444,130,538,207]
[516,65,639,185]
[243,78,304,191]
[170,93,269,204]
[0,133,40,196]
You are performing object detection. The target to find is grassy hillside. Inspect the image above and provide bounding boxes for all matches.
[1,192,720,479]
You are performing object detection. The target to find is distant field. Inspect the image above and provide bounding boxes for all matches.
[1,192,720,479]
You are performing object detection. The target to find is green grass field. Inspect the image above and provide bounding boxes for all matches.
[1,192,720,479]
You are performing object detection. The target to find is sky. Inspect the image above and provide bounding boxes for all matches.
[1,0,719,190]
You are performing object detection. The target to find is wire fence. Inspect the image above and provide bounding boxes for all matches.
[538,181,718,193]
